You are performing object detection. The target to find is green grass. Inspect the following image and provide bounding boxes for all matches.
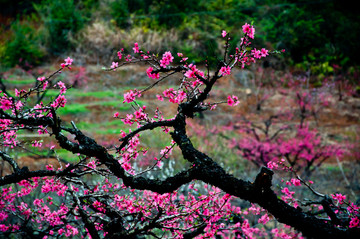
[57,103,90,115]
[75,120,119,128]
[7,146,78,163]
[45,88,143,116]
[56,100,146,115]
[3,77,35,85]
[75,120,123,134]
[324,164,349,173]
[55,148,81,162]
[45,88,132,99]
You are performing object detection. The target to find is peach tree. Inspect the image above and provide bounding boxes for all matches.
[0,24,359,238]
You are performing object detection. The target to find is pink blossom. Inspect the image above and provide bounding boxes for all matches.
[123,90,136,103]
[349,217,360,228]
[87,160,96,169]
[46,164,54,170]
[121,114,134,126]
[37,76,46,82]
[0,98,12,110]
[332,193,346,204]
[184,64,204,79]
[117,51,122,59]
[57,81,65,89]
[146,67,160,79]
[57,185,68,196]
[14,88,20,97]
[0,224,9,232]
[51,95,67,108]
[163,88,175,98]
[134,108,146,120]
[258,213,270,225]
[133,42,140,53]
[58,228,65,235]
[33,198,44,207]
[122,162,131,171]
[57,81,67,94]
[156,94,164,101]
[125,54,132,62]
[32,140,42,148]
[222,30,227,38]
[281,187,294,197]
[219,66,231,76]
[0,212,8,222]
[14,100,23,110]
[42,81,48,90]
[291,178,301,186]
[267,161,278,170]
[111,62,118,70]
[242,23,255,39]
[64,57,73,66]
[157,160,163,168]
[65,225,79,236]
[260,48,269,57]
[251,48,262,59]
[227,95,239,106]
[113,112,120,118]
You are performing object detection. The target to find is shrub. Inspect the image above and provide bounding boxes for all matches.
[2,20,45,68]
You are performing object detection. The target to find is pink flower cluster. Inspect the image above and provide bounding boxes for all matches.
[184,64,205,80]
[133,42,140,53]
[349,217,360,228]
[146,67,160,79]
[161,88,187,104]
[227,95,239,106]
[0,97,12,111]
[111,61,118,70]
[123,90,141,103]
[332,193,346,204]
[251,48,269,59]
[50,95,67,108]
[160,51,174,68]
[281,187,298,208]
[219,66,231,76]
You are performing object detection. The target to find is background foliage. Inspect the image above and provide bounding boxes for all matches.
[1,0,359,74]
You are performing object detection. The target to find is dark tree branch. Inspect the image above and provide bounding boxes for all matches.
[72,193,101,239]
[0,150,20,173]
[118,119,175,151]
[183,223,207,239]
[0,163,80,186]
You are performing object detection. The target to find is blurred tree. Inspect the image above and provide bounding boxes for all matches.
[34,0,85,54]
